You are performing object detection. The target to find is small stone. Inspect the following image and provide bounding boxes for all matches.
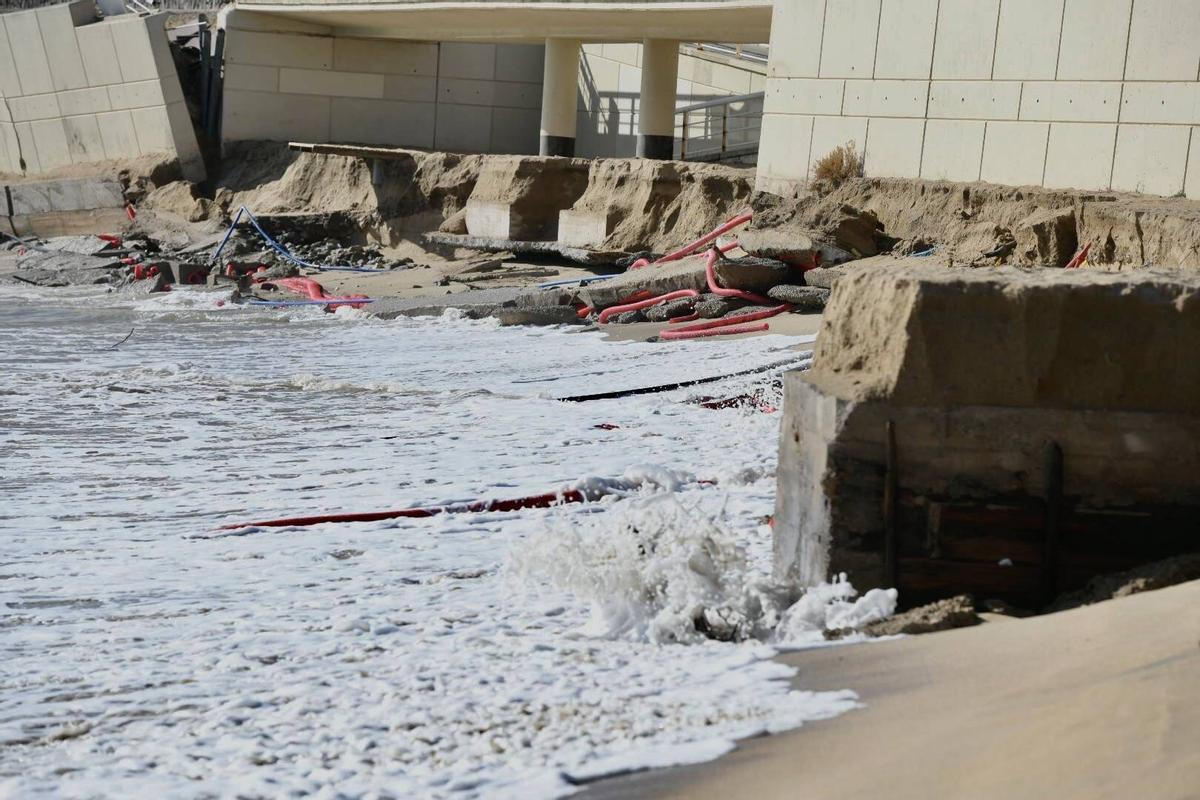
[695,296,749,319]
[802,266,848,290]
[615,309,646,324]
[767,284,831,311]
[644,297,696,322]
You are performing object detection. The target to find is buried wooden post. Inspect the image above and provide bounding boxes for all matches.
[1042,441,1064,605]
[884,420,899,589]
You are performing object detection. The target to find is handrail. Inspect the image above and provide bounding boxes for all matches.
[676,90,764,115]
[685,42,769,65]
[676,91,764,162]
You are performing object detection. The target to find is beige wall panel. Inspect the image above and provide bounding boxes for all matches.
[440,43,497,81]
[330,97,435,148]
[384,75,438,103]
[96,110,139,159]
[57,87,111,116]
[6,12,55,96]
[601,43,640,67]
[579,53,620,112]
[279,68,384,99]
[493,81,541,110]
[110,17,159,83]
[980,121,1050,186]
[438,77,497,107]
[927,81,1021,120]
[757,112,814,184]
[30,118,71,169]
[35,5,87,92]
[495,44,545,83]
[222,10,331,36]
[874,0,938,79]
[1057,0,1131,80]
[224,64,279,93]
[435,103,493,152]
[332,38,437,76]
[1042,122,1117,190]
[129,105,173,153]
[108,80,166,111]
[809,115,868,175]
[1120,82,1200,125]
[1124,0,1200,81]
[63,114,105,163]
[222,89,331,142]
[0,100,8,123]
[767,0,825,79]
[490,107,540,154]
[1110,123,1191,196]
[0,19,22,97]
[992,0,1064,80]
[14,122,42,172]
[165,101,202,175]
[226,31,333,70]
[706,61,755,95]
[0,122,14,172]
[9,94,61,123]
[931,0,1000,79]
[765,78,844,116]
[1019,82,1123,123]
[76,24,123,89]
[863,117,924,178]
[1186,128,1199,199]
[920,119,986,181]
[842,80,928,118]
[818,0,880,79]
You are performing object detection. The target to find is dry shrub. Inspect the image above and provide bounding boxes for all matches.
[812,141,863,192]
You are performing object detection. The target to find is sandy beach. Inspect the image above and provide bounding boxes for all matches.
[591,578,1200,800]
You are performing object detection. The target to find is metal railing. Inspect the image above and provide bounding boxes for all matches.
[676,91,764,163]
[685,42,769,65]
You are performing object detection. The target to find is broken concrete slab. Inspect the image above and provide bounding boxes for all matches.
[8,178,125,216]
[577,258,709,310]
[424,232,624,266]
[737,227,852,268]
[38,235,117,256]
[767,284,829,311]
[557,209,611,248]
[464,157,590,241]
[712,255,794,293]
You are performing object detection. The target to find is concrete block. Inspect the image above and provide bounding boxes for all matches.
[1187,128,1199,200]
[435,102,493,152]
[1019,81,1122,123]
[31,118,72,170]
[931,0,1000,80]
[818,0,880,79]
[9,175,123,213]
[757,112,814,185]
[36,4,88,92]
[221,89,331,143]
[1042,123,1117,190]
[767,0,825,79]
[109,16,159,83]
[873,0,938,79]
[226,30,333,70]
[863,117,925,178]
[1124,0,1200,81]
[1110,124,1191,197]
[223,64,279,93]
[63,114,105,163]
[129,105,173,153]
[107,80,165,111]
[0,19,22,97]
[14,123,41,172]
[439,43,496,81]
[5,11,55,96]
[493,80,541,110]
[466,200,515,239]
[489,107,540,155]
[8,94,62,123]
[57,87,111,117]
[842,80,929,118]
[495,43,544,82]
[992,0,1064,80]
[383,75,438,103]
[980,121,1050,187]
[927,81,1021,120]
[332,37,437,76]
[76,22,123,89]
[765,78,844,117]
[96,110,139,159]
[920,119,986,181]
[1057,0,1131,80]
[810,115,868,175]
[557,209,610,247]
[329,97,436,149]
[438,77,496,107]
[279,68,384,99]
[1119,82,1200,125]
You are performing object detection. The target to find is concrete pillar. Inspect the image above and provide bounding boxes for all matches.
[637,39,680,160]
[540,38,580,157]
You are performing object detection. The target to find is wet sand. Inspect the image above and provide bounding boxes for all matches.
[588,579,1200,800]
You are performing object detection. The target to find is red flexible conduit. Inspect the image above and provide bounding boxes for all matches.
[597,289,700,324]
[264,276,371,309]
[630,211,754,270]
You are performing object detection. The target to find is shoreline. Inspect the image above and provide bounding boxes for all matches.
[587,578,1200,800]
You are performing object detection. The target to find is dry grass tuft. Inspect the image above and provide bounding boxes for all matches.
[812,141,863,192]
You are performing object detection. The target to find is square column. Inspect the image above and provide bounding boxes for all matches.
[540,38,581,157]
[637,38,680,160]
